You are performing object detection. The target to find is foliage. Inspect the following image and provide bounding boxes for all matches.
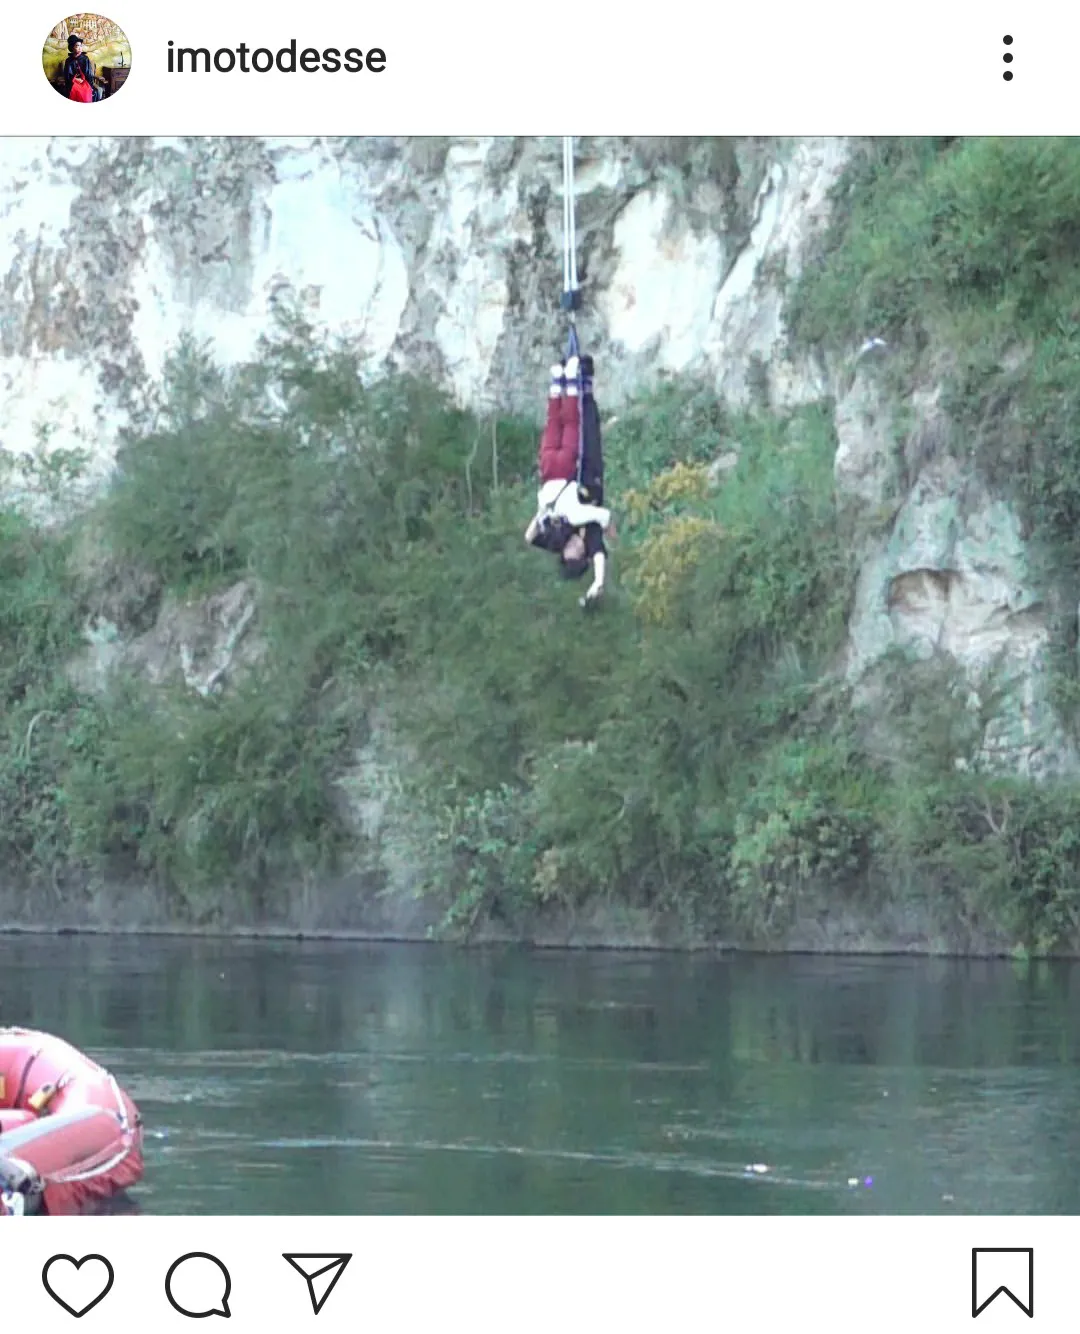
[628,515,725,626]
[62,670,351,919]
[875,776,1080,955]
[0,510,96,889]
[788,133,1080,756]
[623,460,713,526]
[426,783,536,937]
[8,197,1080,950]
[727,735,880,937]
[604,377,731,495]
[788,137,1080,566]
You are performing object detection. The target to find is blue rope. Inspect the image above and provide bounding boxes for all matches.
[564,323,579,361]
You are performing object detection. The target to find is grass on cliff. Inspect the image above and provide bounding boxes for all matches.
[777,134,1080,950]
[0,309,859,931]
[7,249,1080,946]
[788,137,1080,682]
[0,508,97,892]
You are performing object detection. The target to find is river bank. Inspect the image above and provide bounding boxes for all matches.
[0,880,1020,957]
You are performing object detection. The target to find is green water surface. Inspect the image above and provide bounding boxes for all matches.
[1,937,1077,1214]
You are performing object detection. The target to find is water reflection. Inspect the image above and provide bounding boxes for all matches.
[0,937,1078,1213]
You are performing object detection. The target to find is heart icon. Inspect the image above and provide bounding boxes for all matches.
[42,1254,115,1318]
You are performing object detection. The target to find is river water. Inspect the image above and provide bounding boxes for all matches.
[1,936,1078,1214]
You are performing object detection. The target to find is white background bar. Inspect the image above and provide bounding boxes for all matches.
[4,1,1080,134]
[0,1218,1070,1330]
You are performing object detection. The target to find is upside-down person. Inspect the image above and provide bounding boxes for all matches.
[524,355,615,607]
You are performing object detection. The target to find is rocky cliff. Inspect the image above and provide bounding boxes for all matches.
[0,137,841,441]
[1,135,1072,942]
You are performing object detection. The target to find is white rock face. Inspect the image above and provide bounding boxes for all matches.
[830,346,1077,778]
[833,367,897,511]
[0,135,849,507]
[128,145,410,385]
[843,452,1076,778]
[596,188,726,369]
[705,138,849,408]
[69,580,263,700]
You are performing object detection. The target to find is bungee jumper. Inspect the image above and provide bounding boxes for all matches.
[525,137,614,609]
[525,353,613,604]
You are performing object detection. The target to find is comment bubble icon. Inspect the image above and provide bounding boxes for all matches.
[164,1252,232,1319]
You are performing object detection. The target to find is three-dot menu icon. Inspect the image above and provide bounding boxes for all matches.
[1003,35,1013,80]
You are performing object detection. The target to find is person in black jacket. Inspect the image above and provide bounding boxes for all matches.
[63,35,101,102]
[525,354,614,607]
[569,354,611,604]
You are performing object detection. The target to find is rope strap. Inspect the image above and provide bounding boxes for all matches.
[561,137,581,314]
[560,136,586,486]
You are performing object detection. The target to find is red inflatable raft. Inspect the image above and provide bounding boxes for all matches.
[0,1027,143,1216]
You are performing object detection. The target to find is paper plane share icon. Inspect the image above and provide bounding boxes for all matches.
[283,1253,352,1316]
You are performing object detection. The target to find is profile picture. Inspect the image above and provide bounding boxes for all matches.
[43,13,131,102]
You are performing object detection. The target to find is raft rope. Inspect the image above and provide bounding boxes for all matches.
[51,1142,134,1184]
[109,1071,132,1132]
[560,136,586,486]
[18,1071,136,1185]
[12,1048,41,1110]
[0,1048,137,1203]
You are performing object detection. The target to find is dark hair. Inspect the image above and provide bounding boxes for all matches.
[559,554,590,580]
[536,513,574,554]
[68,34,83,51]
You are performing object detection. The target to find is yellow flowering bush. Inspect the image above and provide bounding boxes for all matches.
[629,513,725,626]
[624,461,712,526]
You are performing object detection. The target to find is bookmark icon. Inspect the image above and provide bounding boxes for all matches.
[972,1248,1033,1318]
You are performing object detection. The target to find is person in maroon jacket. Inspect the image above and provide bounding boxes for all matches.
[524,355,614,605]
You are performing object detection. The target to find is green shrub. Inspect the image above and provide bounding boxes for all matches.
[878,776,1080,955]
[788,138,1080,353]
[727,735,880,938]
[63,668,352,918]
[426,783,537,938]
[605,377,732,494]
[7,268,1080,949]
[0,511,95,889]
[788,136,1080,759]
